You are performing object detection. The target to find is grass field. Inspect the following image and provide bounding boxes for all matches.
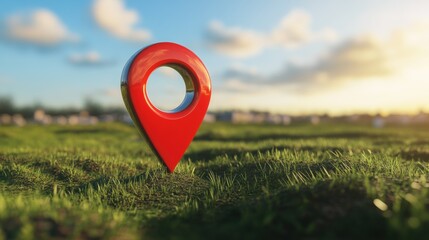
[0,122,428,239]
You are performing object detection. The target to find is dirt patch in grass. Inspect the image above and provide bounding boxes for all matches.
[0,132,10,139]
[186,146,349,162]
[74,158,102,172]
[195,132,388,142]
[31,216,71,239]
[0,153,38,165]
[0,216,22,239]
[55,129,108,135]
[29,161,90,185]
[410,140,429,146]
[0,213,135,239]
[400,150,429,162]
[68,172,210,211]
[126,173,210,211]
[373,139,405,146]
[146,181,385,240]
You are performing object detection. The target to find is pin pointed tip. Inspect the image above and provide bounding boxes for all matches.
[166,164,176,173]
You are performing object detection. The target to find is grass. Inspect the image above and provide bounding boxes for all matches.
[0,122,428,239]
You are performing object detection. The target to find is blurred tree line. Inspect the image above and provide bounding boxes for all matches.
[0,96,126,118]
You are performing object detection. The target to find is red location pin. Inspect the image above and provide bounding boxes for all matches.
[121,42,211,173]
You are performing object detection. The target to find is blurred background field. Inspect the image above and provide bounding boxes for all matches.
[0,122,428,239]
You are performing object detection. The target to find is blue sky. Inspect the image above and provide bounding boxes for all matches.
[1,0,429,114]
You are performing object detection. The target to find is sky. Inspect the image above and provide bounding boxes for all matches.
[1,0,429,115]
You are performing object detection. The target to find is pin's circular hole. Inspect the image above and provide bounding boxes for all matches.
[146,65,195,113]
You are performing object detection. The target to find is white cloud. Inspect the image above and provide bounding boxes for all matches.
[220,23,429,93]
[158,66,179,78]
[206,9,337,58]
[101,88,121,97]
[92,0,151,42]
[271,10,338,48]
[68,51,110,66]
[316,28,338,43]
[206,21,266,57]
[271,10,313,48]
[3,9,78,46]
[90,88,123,106]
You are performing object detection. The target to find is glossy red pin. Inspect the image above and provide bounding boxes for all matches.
[121,42,211,173]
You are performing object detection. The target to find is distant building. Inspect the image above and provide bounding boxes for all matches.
[0,114,12,125]
[373,115,385,128]
[249,111,268,123]
[53,116,68,125]
[217,111,250,123]
[34,109,45,123]
[217,111,262,124]
[68,111,98,125]
[120,114,133,125]
[12,114,26,126]
[33,109,53,125]
[385,114,411,125]
[0,114,26,126]
[266,113,291,125]
[203,113,216,123]
[310,115,320,125]
[4,107,429,127]
[100,114,116,123]
[414,111,429,124]
[215,111,291,125]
